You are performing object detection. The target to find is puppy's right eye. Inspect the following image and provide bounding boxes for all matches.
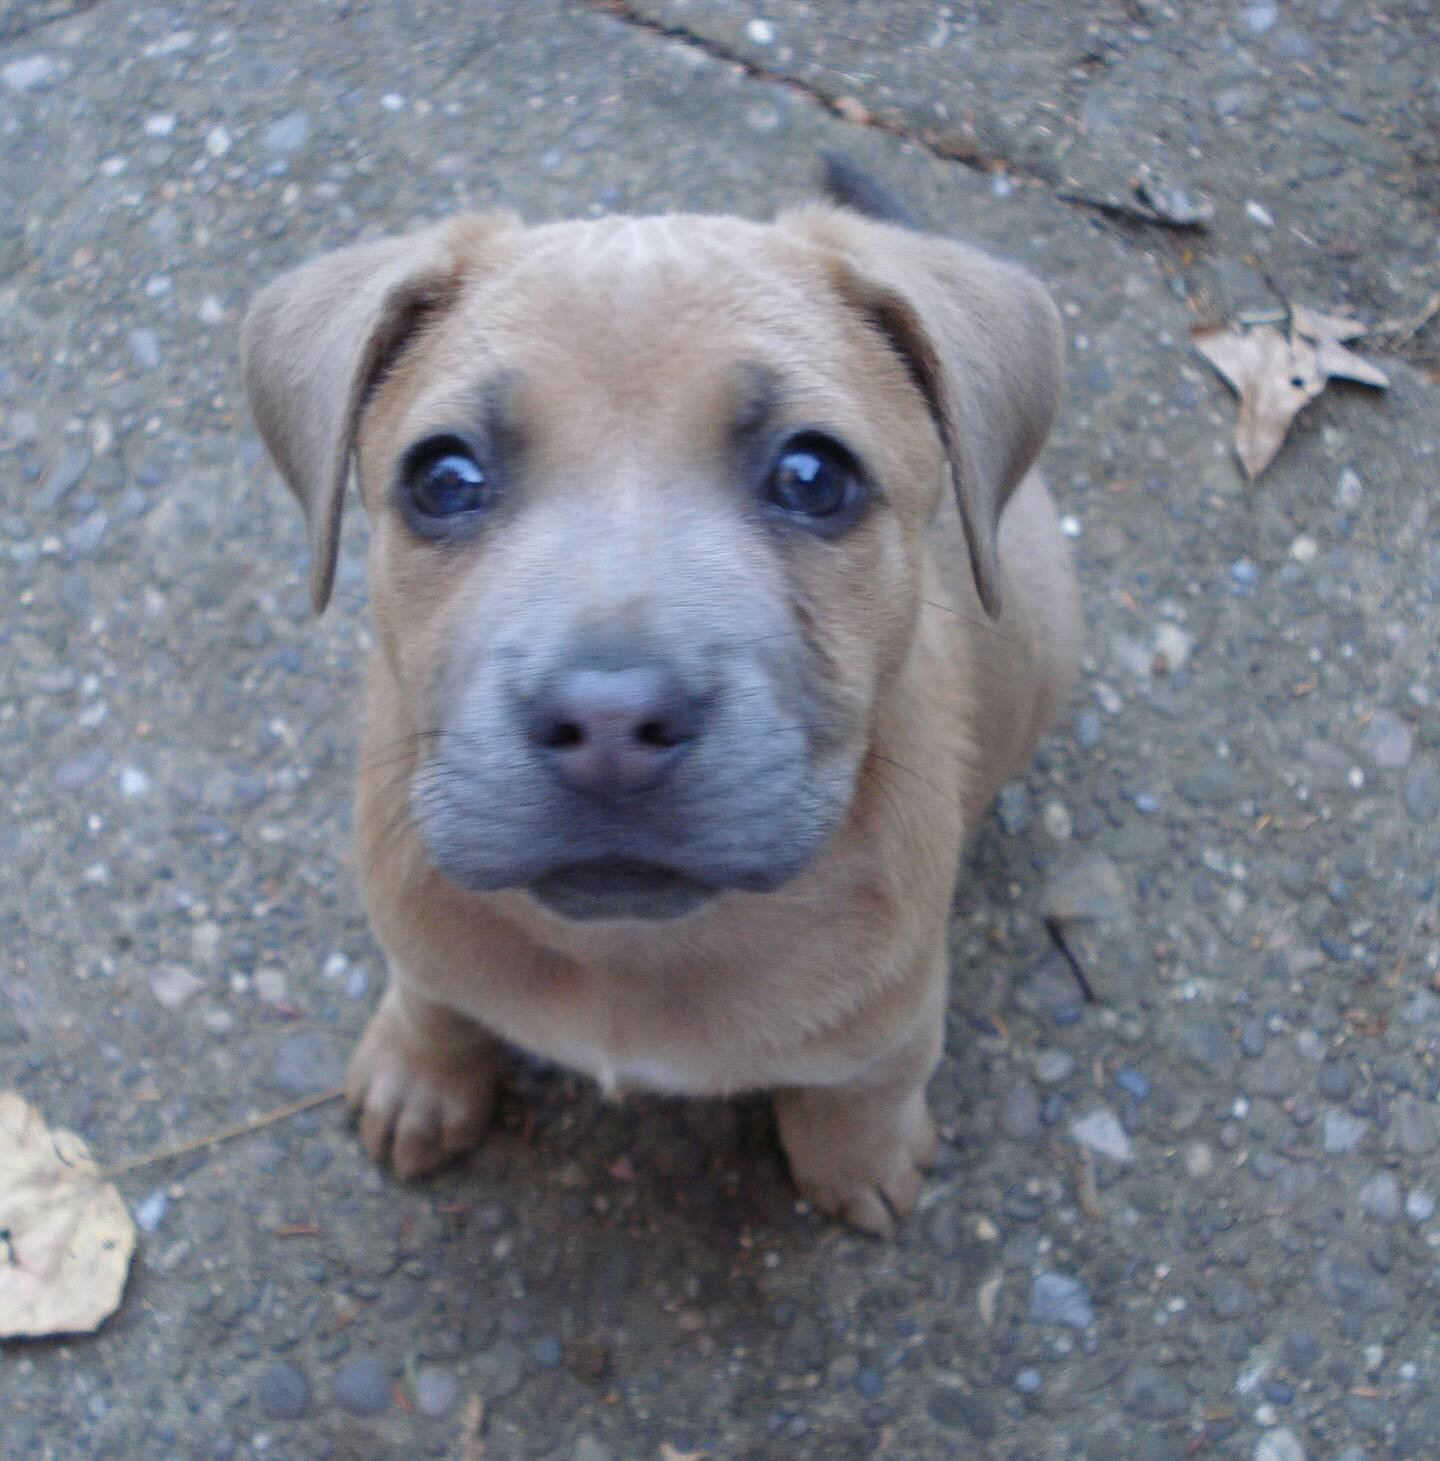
[403,439,493,521]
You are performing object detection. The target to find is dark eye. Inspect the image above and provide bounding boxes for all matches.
[404,441,491,520]
[763,434,863,520]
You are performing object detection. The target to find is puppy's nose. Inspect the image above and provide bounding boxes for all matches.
[532,661,703,796]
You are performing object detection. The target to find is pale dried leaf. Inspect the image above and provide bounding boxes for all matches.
[1195,324,1322,479]
[0,1091,135,1338]
[1291,304,1369,344]
[1292,305,1390,388]
[1195,304,1389,480]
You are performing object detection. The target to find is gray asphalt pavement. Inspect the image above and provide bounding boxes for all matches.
[2,1,1438,1457]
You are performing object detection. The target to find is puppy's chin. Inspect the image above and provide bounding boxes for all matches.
[526,860,718,922]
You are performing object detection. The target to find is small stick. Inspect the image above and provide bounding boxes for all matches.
[1044,916,1099,1005]
[100,1089,344,1181]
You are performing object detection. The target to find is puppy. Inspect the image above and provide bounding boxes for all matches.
[241,163,1080,1234]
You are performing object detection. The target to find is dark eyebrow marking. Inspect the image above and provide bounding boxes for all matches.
[731,361,783,442]
[473,367,526,455]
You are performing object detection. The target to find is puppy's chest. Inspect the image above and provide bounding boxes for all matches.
[480,968,850,1100]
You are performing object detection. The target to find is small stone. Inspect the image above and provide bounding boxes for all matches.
[205,125,232,158]
[1041,854,1129,923]
[1208,1273,1253,1320]
[262,112,310,154]
[1246,1043,1303,1097]
[1255,1428,1306,1461]
[258,1362,312,1421]
[1184,1143,1213,1178]
[143,113,176,137]
[254,968,288,1005]
[1402,760,1439,822]
[1239,1018,1267,1057]
[1239,2,1277,32]
[39,445,91,511]
[271,1031,344,1095]
[1041,800,1072,840]
[1014,1368,1042,1394]
[1317,1061,1355,1101]
[54,747,109,790]
[927,1387,998,1436]
[1074,711,1102,749]
[1071,1108,1132,1162]
[128,329,161,370]
[1313,1254,1395,1312]
[1322,1109,1368,1154]
[1178,1020,1235,1076]
[1153,622,1194,671]
[134,1189,168,1232]
[1120,1363,1188,1419]
[1034,1050,1074,1085]
[151,964,204,1011]
[998,1084,1042,1141]
[745,18,776,43]
[1029,1272,1095,1328]
[1336,468,1363,508]
[2,55,58,91]
[333,1354,389,1415]
[1363,712,1413,769]
[414,1365,460,1418]
[1115,1067,1150,1101]
[474,1339,525,1400]
[118,766,152,798]
[1270,28,1315,60]
[531,1336,563,1368]
[1393,1094,1438,1156]
[996,783,1031,835]
[573,1440,616,1461]
[1405,1189,1435,1225]
[1359,1173,1401,1223]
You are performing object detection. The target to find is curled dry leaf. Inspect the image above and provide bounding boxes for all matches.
[0,1090,136,1338]
[1194,305,1388,480]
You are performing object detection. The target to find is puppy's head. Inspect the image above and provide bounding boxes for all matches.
[242,183,1061,921]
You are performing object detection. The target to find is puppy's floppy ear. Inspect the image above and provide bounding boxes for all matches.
[241,214,516,612]
[783,207,1063,616]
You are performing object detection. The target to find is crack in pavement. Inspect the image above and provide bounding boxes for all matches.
[0,0,105,48]
[579,0,1201,244]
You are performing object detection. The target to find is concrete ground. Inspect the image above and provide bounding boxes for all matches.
[2,0,1438,1456]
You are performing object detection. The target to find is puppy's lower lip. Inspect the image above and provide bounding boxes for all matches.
[528,858,714,922]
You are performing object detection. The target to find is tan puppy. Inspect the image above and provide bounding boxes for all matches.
[241,165,1080,1234]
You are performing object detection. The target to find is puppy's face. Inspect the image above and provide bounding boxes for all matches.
[242,203,1062,922]
[359,219,939,919]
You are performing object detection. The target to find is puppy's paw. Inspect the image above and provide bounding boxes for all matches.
[776,1087,939,1238]
[345,988,499,1179]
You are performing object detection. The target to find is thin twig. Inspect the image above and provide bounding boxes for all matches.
[100,1089,344,1181]
[1043,915,1099,1005]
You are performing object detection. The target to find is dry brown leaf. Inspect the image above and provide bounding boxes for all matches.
[1194,305,1388,480]
[0,1091,136,1338]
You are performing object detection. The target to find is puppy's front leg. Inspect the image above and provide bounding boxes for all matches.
[345,979,500,1179]
[774,963,944,1237]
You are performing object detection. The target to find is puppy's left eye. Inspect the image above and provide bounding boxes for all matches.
[763,434,864,521]
[402,437,494,522]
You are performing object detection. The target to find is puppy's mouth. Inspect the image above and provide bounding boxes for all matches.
[527,858,719,922]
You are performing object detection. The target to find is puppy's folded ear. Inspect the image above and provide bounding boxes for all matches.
[241,214,516,612]
[783,207,1063,617]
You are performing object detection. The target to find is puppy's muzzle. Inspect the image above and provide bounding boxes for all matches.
[529,654,704,800]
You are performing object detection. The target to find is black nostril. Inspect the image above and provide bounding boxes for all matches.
[637,719,679,749]
[530,655,703,796]
[545,720,584,749]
